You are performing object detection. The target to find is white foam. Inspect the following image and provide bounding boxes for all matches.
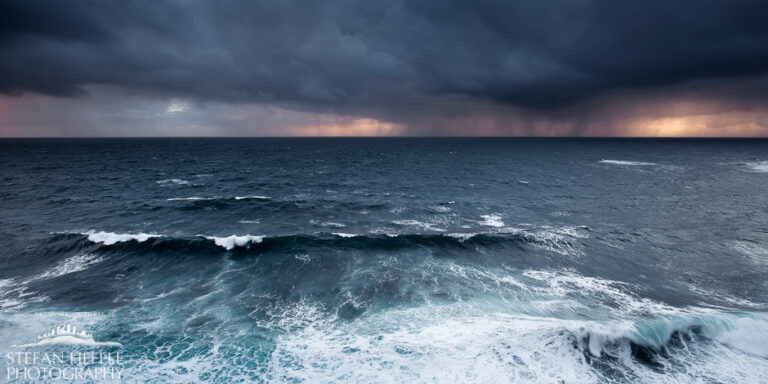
[730,240,768,264]
[35,254,104,280]
[253,299,328,332]
[507,226,589,257]
[685,283,765,309]
[234,195,270,200]
[155,178,191,185]
[390,206,407,214]
[167,195,271,201]
[744,161,768,173]
[321,222,346,228]
[332,233,358,238]
[446,233,477,241]
[203,235,264,250]
[0,254,104,311]
[600,159,657,166]
[167,196,216,201]
[429,205,452,213]
[479,213,504,227]
[265,266,718,382]
[9,261,754,383]
[522,269,682,316]
[447,225,590,256]
[265,297,768,384]
[713,317,768,357]
[370,227,399,237]
[83,231,162,245]
[392,219,446,232]
[0,298,26,311]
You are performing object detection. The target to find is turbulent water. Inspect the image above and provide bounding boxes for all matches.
[1,138,767,383]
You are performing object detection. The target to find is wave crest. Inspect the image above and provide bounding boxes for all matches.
[61,228,588,256]
[83,231,162,245]
[600,159,657,166]
[202,235,265,250]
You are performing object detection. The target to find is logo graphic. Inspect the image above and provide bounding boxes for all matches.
[13,324,122,348]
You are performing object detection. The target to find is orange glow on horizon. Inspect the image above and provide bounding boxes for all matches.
[622,112,768,137]
[1,91,767,137]
[285,118,404,137]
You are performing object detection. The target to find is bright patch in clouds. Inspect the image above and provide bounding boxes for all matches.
[166,100,189,113]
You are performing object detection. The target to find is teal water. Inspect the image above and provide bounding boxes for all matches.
[1,138,767,383]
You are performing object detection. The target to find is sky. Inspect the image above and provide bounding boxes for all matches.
[1,1,768,137]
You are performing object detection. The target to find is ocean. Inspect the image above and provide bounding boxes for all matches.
[0,138,767,383]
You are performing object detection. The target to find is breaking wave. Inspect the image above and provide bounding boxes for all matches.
[82,230,162,245]
[52,227,590,255]
[202,234,265,250]
[266,304,768,383]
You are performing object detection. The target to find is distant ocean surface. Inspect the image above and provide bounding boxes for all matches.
[1,138,767,383]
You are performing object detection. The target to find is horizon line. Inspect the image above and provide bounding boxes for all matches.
[2,136,768,140]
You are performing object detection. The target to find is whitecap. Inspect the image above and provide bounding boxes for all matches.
[332,233,357,238]
[234,195,271,200]
[599,159,657,166]
[320,222,346,228]
[166,196,216,201]
[370,227,399,237]
[479,213,505,228]
[743,161,768,173]
[203,235,265,250]
[155,178,191,185]
[429,205,452,213]
[446,233,477,241]
[392,219,446,232]
[83,231,162,245]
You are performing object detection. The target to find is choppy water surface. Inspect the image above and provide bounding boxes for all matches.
[1,138,767,383]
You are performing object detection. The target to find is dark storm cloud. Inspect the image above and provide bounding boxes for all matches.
[1,0,768,128]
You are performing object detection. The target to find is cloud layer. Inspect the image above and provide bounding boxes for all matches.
[2,0,768,136]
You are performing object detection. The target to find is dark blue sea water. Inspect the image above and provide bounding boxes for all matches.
[1,138,767,383]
